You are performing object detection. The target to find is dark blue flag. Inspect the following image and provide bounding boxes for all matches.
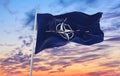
[35,11,104,54]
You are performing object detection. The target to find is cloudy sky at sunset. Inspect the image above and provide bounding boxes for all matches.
[0,0,120,76]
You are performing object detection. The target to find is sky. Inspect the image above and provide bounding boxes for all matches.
[0,0,120,76]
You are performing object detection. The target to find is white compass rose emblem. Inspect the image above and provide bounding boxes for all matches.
[56,18,74,40]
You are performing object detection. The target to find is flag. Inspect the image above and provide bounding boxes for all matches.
[35,11,104,54]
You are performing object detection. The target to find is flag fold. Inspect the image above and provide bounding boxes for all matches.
[35,12,104,54]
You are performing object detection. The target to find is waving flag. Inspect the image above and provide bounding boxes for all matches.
[35,12,104,54]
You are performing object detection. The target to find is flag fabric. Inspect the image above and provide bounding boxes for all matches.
[35,11,104,54]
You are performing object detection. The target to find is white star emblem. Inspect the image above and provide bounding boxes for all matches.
[56,18,74,40]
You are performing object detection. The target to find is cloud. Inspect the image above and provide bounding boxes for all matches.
[33,58,43,63]
[57,0,97,7]
[49,67,64,73]
[2,51,30,65]
[1,0,120,75]
[46,60,71,67]
[101,19,120,32]
[2,0,17,15]
[100,61,120,67]
[0,43,15,47]
[47,43,96,56]
[0,49,52,74]
[45,47,103,70]
[23,0,120,33]
[94,44,112,49]
[111,4,120,10]
[34,66,52,71]
[58,0,76,7]
[18,35,33,47]
[103,12,120,19]
[9,71,22,75]
[85,0,97,4]
[87,70,120,76]
[71,54,102,63]
[24,9,35,30]
[105,36,120,41]
[22,36,33,47]
[0,51,30,74]
[41,42,107,70]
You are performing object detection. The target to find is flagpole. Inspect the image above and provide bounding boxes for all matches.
[29,9,37,76]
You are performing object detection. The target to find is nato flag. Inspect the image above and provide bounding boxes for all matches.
[35,12,104,54]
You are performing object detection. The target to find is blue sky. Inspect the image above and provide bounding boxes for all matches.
[0,0,120,76]
[0,0,120,57]
[0,0,120,45]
